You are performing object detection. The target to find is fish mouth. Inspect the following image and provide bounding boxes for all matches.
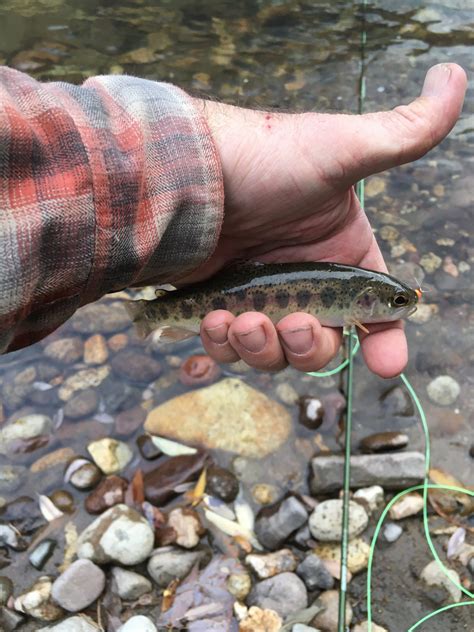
[406,306,418,317]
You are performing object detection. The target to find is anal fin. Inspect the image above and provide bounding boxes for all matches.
[151,325,199,344]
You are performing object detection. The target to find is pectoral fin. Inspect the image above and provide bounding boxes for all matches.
[346,317,370,334]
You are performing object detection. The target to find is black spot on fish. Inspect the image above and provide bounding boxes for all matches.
[320,286,337,308]
[253,291,267,311]
[296,289,311,309]
[180,301,193,319]
[275,290,290,309]
[234,289,247,302]
[159,306,168,319]
[211,296,227,311]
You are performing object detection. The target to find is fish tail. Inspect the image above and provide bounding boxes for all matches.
[125,300,154,339]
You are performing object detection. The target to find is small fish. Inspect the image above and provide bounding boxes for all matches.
[127,261,419,340]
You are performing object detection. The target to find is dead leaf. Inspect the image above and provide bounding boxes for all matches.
[185,467,207,507]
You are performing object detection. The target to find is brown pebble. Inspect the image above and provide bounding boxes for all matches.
[49,490,75,513]
[84,475,128,514]
[360,431,409,453]
[111,349,162,382]
[115,406,147,437]
[107,333,129,352]
[179,354,221,387]
[66,460,102,490]
[136,434,162,460]
[84,334,109,365]
[31,448,75,473]
[144,452,209,506]
[298,396,324,429]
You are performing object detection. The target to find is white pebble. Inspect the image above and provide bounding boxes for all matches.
[118,615,157,632]
[383,522,403,543]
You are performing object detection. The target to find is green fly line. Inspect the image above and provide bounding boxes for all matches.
[304,2,473,630]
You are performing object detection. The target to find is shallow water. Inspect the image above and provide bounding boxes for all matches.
[0,1,473,630]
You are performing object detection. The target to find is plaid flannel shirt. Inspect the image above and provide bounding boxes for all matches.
[0,67,224,353]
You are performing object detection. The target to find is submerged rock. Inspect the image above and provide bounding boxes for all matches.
[426,375,460,406]
[43,337,84,364]
[77,505,154,565]
[310,452,425,493]
[247,572,308,619]
[147,546,208,587]
[144,378,291,457]
[51,559,105,612]
[309,500,368,542]
[144,452,208,505]
[255,496,308,550]
[0,414,53,455]
[296,552,335,591]
[206,465,239,502]
[87,438,133,475]
[246,548,298,579]
[84,475,128,514]
[360,431,408,453]
[0,465,27,493]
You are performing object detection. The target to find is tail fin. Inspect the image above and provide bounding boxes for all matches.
[125,300,153,339]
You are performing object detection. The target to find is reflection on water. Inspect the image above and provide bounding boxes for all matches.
[0,1,472,630]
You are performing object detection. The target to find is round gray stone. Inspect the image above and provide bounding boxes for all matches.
[309,499,368,542]
[52,559,105,612]
[247,572,308,619]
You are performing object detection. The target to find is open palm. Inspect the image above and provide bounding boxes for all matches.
[184,64,466,377]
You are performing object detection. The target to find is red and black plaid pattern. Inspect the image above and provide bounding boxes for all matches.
[0,68,223,352]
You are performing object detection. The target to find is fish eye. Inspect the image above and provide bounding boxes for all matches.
[393,293,408,306]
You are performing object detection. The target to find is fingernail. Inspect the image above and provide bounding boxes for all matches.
[422,63,452,97]
[235,326,266,353]
[279,326,314,354]
[205,323,229,345]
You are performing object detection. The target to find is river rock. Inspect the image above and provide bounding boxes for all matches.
[312,590,352,631]
[118,616,157,632]
[420,560,461,603]
[310,452,425,493]
[314,538,370,574]
[58,366,111,401]
[111,349,162,383]
[84,475,128,514]
[0,414,53,455]
[252,483,280,505]
[83,334,109,365]
[66,458,102,490]
[0,607,25,630]
[29,539,57,570]
[389,492,424,520]
[43,337,84,364]
[179,354,221,386]
[426,375,461,406]
[87,438,133,474]
[246,548,298,579]
[77,504,154,565]
[136,434,162,460]
[147,546,208,587]
[64,388,99,419]
[39,615,98,631]
[0,465,27,493]
[247,572,308,619]
[298,396,324,429]
[296,553,335,591]
[111,567,152,600]
[239,607,282,632]
[227,571,252,600]
[309,500,368,542]
[51,559,105,612]
[380,385,414,416]
[31,448,75,474]
[360,431,408,453]
[353,486,384,514]
[166,507,205,548]
[14,576,63,621]
[115,406,147,437]
[255,496,308,550]
[383,522,403,543]
[206,465,239,502]
[144,378,291,458]
[72,301,129,334]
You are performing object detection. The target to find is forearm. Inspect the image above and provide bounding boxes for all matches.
[0,68,223,352]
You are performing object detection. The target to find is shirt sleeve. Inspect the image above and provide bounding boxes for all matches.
[0,67,224,353]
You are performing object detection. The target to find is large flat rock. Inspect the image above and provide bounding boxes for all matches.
[144,378,291,458]
[310,451,426,493]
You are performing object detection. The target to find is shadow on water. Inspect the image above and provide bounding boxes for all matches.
[0,1,472,630]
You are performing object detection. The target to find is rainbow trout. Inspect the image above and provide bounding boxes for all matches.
[127,261,420,341]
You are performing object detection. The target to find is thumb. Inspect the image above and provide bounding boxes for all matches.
[321,63,467,184]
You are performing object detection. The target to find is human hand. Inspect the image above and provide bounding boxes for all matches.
[184,63,467,377]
